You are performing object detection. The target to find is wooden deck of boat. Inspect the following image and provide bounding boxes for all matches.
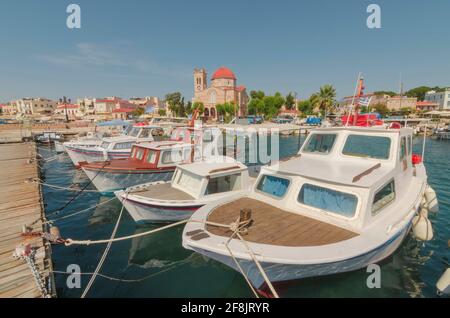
[206,197,358,247]
[0,142,55,298]
[132,182,194,200]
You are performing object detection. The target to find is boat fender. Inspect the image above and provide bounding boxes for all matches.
[412,210,434,241]
[424,186,439,213]
[436,268,450,296]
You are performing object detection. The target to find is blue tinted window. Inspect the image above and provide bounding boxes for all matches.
[343,135,391,159]
[298,184,358,217]
[256,175,290,198]
[303,134,336,154]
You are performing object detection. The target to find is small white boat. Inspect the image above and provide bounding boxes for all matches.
[182,126,438,296]
[64,125,158,167]
[115,157,254,223]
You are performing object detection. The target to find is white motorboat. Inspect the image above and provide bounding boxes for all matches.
[64,125,158,167]
[115,157,254,223]
[182,126,438,296]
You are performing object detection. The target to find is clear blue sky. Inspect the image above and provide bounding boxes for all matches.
[1,0,449,103]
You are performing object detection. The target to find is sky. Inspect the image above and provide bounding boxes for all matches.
[1,0,449,103]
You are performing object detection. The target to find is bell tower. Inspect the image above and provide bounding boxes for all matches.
[194,68,207,97]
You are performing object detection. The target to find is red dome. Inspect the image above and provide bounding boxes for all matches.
[211,67,236,80]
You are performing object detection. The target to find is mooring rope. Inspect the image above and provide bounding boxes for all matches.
[81,204,124,298]
[64,217,279,298]
[33,179,101,193]
[45,196,118,224]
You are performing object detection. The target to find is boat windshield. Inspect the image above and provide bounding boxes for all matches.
[128,127,141,137]
[342,135,391,159]
[205,173,242,195]
[176,170,201,190]
[298,183,358,218]
[100,141,110,149]
[303,134,336,154]
[161,148,184,164]
[122,125,133,135]
[256,175,290,198]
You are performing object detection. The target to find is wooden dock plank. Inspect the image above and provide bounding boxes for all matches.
[0,142,55,298]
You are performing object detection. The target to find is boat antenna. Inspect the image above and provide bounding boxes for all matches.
[346,72,362,126]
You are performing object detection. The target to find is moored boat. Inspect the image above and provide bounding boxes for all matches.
[79,141,200,193]
[182,126,438,295]
[115,157,254,223]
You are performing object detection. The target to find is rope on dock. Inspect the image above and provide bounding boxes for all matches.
[31,178,101,193]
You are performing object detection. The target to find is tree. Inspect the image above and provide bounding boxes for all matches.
[158,109,166,116]
[311,85,336,117]
[216,102,236,122]
[165,92,185,117]
[372,103,389,117]
[374,91,397,97]
[297,99,314,116]
[132,107,145,117]
[405,86,432,101]
[191,102,205,115]
[285,92,295,110]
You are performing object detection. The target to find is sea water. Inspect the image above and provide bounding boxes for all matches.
[40,135,449,298]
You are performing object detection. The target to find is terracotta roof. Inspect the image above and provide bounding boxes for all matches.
[211,67,236,80]
[96,98,119,103]
[236,85,246,92]
[112,108,135,113]
[417,101,439,106]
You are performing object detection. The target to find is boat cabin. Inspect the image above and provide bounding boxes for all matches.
[128,141,203,170]
[253,126,421,231]
[169,160,250,200]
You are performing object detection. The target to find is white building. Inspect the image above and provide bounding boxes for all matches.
[13,98,57,115]
[424,88,450,110]
[54,104,82,119]
[76,97,96,115]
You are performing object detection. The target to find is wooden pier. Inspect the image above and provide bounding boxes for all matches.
[0,142,55,298]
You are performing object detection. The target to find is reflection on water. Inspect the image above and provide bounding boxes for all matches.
[41,135,449,298]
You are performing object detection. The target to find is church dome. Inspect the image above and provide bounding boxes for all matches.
[211,67,236,80]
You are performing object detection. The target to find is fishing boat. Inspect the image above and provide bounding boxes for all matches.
[182,126,438,296]
[115,157,253,223]
[79,141,201,193]
[64,124,159,167]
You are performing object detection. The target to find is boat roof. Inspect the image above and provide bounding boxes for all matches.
[102,136,143,143]
[309,126,413,135]
[135,140,192,150]
[179,157,247,177]
[265,155,393,188]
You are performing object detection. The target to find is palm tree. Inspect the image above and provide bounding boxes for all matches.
[311,85,336,117]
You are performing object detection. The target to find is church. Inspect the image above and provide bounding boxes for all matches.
[193,67,248,120]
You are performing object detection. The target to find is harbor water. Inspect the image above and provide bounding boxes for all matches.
[40,135,449,298]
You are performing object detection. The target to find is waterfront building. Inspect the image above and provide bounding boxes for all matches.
[424,88,450,110]
[76,97,96,115]
[386,96,417,111]
[416,101,439,112]
[193,67,248,120]
[54,103,81,119]
[0,103,18,116]
[13,98,56,116]
[94,97,121,114]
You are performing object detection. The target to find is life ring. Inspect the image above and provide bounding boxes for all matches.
[389,122,402,129]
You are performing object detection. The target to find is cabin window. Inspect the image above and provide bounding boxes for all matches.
[100,141,110,149]
[256,175,290,198]
[343,135,391,159]
[128,128,140,137]
[298,184,358,218]
[130,147,137,158]
[113,142,132,150]
[139,128,151,138]
[135,148,144,160]
[372,180,395,215]
[161,149,183,164]
[176,170,201,190]
[123,125,132,135]
[146,151,157,163]
[205,173,242,195]
[400,137,407,161]
[303,134,336,154]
